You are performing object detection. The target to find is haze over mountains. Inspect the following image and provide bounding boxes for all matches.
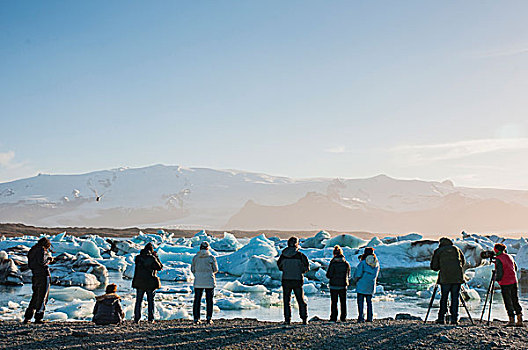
[1,164,528,235]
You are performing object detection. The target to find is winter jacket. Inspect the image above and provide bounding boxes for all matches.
[277,246,309,282]
[430,238,465,284]
[354,255,380,295]
[132,249,163,291]
[191,249,218,288]
[92,293,124,325]
[326,255,351,288]
[28,245,52,277]
[494,252,518,285]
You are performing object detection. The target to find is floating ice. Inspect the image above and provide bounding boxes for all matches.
[302,231,330,249]
[303,283,318,295]
[223,280,268,293]
[54,299,95,319]
[366,237,384,247]
[324,234,367,249]
[216,297,260,310]
[217,235,278,276]
[46,312,68,321]
[49,286,96,302]
[211,232,243,252]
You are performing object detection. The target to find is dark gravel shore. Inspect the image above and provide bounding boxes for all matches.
[0,318,527,350]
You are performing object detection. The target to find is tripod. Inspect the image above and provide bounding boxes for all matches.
[479,269,496,326]
[424,280,474,325]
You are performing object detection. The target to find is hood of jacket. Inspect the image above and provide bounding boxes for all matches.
[196,249,212,258]
[96,293,121,302]
[439,238,454,247]
[331,255,347,264]
[282,246,299,258]
[365,254,379,268]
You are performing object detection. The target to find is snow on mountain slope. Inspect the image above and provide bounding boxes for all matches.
[1,164,528,232]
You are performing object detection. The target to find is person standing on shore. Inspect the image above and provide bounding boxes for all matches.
[23,237,54,324]
[430,237,465,325]
[277,236,310,325]
[493,243,524,326]
[326,245,351,322]
[92,283,125,325]
[191,241,218,324]
[132,242,163,323]
[354,247,379,323]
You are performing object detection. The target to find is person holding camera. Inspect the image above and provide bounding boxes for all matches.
[354,247,380,323]
[23,237,54,324]
[132,242,163,323]
[430,237,465,325]
[493,243,523,326]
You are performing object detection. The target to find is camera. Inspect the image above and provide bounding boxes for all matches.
[480,250,495,260]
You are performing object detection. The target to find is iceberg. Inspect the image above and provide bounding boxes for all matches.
[303,283,319,295]
[46,312,68,321]
[54,300,95,319]
[217,235,278,276]
[211,232,243,252]
[324,234,367,249]
[302,231,331,249]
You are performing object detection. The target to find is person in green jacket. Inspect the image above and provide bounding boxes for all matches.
[430,237,465,325]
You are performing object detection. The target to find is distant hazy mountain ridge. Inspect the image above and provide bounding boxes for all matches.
[1,164,528,234]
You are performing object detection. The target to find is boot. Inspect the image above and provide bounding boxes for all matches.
[516,314,524,327]
[506,315,515,326]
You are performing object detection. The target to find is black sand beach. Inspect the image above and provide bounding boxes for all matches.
[0,318,526,350]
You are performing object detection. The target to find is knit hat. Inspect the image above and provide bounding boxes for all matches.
[200,241,210,250]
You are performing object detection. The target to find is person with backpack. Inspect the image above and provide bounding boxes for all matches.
[23,237,54,324]
[430,237,465,325]
[326,245,350,322]
[191,241,218,324]
[354,247,380,323]
[493,243,524,326]
[132,242,163,323]
[92,283,125,325]
[277,236,310,325]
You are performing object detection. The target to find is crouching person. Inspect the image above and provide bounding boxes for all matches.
[93,283,125,325]
[354,247,379,323]
[493,243,524,327]
[191,241,218,324]
[277,236,310,325]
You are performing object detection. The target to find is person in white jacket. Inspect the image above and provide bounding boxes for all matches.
[191,241,218,324]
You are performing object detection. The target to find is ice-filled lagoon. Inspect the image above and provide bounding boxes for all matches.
[1,230,528,322]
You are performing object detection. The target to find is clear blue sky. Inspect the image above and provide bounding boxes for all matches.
[1,1,528,188]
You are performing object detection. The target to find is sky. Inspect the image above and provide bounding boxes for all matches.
[1,1,528,189]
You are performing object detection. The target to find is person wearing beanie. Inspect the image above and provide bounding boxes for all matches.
[191,241,218,324]
[277,236,310,325]
[430,237,465,325]
[326,245,350,322]
[493,243,524,326]
[92,283,125,325]
[23,237,54,324]
[354,247,379,322]
[132,242,163,323]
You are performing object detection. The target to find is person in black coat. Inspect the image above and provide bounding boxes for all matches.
[277,236,310,325]
[23,237,54,324]
[93,283,125,325]
[132,243,163,323]
[326,245,351,322]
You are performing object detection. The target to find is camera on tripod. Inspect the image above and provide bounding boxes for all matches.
[480,250,496,261]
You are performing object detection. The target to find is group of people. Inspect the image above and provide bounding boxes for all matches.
[431,237,524,326]
[20,235,524,327]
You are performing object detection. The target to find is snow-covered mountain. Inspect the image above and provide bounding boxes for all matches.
[1,164,528,234]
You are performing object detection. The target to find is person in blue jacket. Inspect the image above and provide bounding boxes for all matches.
[354,247,380,323]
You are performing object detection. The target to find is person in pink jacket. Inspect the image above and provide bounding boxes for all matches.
[493,243,523,326]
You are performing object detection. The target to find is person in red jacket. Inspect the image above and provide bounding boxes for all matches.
[493,243,523,326]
